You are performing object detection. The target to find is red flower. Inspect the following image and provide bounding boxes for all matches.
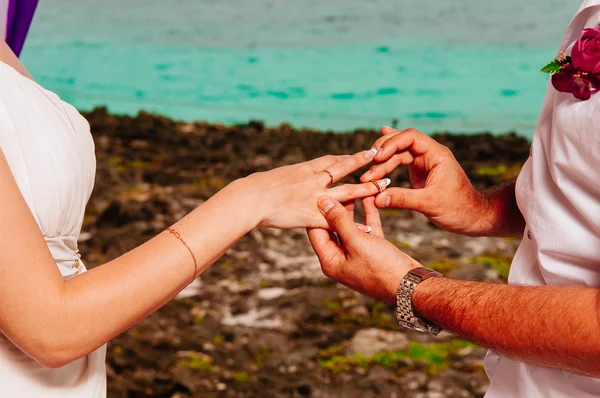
[552,63,600,101]
[572,27,600,74]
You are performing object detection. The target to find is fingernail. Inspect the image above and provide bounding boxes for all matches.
[376,147,384,158]
[357,224,372,233]
[380,195,391,207]
[318,197,336,213]
[377,178,391,191]
[365,148,377,160]
[362,170,371,180]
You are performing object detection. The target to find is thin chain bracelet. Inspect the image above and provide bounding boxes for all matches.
[167,227,198,284]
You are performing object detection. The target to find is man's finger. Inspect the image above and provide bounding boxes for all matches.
[360,152,414,182]
[371,126,404,149]
[381,125,397,135]
[343,200,355,215]
[362,197,384,237]
[316,149,377,185]
[306,228,345,275]
[317,196,361,240]
[328,179,391,202]
[374,128,440,165]
[375,187,427,212]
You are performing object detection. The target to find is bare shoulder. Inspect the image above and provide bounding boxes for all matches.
[0,40,33,80]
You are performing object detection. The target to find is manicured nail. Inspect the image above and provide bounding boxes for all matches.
[318,197,336,213]
[365,148,377,160]
[380,194,391,207]
[362,170,371,180]
[377,178,391,191]
[357,224,372,233]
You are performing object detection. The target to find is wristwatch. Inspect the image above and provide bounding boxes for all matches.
[396,267,442,336]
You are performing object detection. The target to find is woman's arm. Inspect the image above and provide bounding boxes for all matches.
[0,149,380,368]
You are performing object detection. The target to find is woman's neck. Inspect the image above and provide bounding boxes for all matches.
[0,40,33,80]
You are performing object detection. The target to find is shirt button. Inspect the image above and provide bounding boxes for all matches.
[527,230,532,240]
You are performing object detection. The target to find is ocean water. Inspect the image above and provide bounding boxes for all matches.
[21,0,578,136]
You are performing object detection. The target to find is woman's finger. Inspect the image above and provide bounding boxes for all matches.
[327,179,391,202]
[362,197,384,238]
[369,128,403,153]
[342,201,373,233]
[315,149,377,185]
[310,154,348,172]
[360,151,414,182]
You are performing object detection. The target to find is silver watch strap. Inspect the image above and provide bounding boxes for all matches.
[396,267,442,336]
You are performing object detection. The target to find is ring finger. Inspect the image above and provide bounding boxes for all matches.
[327,179,391,203]
[315,149,377,186]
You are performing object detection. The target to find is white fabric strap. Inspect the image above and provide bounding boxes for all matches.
[44,235,86,279]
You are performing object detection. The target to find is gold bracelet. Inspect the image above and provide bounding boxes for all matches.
[167,227,198,284]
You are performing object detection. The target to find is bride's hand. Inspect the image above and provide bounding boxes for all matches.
[237,149,390,229]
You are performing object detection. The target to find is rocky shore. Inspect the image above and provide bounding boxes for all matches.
[79,108,531,398]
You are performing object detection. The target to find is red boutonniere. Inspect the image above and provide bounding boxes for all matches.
[542,26,600,101]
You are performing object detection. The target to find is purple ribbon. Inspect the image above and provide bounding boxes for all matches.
[4,0,38,57]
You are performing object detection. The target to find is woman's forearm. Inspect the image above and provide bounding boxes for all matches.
[50,179,259,366]
[0,150,378,367]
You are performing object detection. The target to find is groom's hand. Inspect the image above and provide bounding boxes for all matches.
[360,127,491,237]
[307,196,421,304]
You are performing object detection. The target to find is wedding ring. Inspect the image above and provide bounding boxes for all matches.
[370,180,384,193]
[321,169,334,185]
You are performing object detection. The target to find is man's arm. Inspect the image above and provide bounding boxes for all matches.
[308,197,600,378]
[413,278,600,377]
[479,180,525,237]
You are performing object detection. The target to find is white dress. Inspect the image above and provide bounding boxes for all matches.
[0,60,106,396]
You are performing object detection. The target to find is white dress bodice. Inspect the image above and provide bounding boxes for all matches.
[0,60,106,397]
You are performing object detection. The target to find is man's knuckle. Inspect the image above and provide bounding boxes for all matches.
[330,212,345,225]
[393,194,405,208]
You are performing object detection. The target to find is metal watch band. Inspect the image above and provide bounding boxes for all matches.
[396,267,442,336]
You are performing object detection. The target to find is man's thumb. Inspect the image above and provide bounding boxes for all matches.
[318,196,358,237]
[375,187,425,211]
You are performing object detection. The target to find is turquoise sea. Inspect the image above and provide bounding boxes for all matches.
[21,0,578,136]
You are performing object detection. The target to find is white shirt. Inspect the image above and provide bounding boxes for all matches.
[484,1,600,396]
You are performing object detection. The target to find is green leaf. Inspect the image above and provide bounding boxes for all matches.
[541,58,567,74]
